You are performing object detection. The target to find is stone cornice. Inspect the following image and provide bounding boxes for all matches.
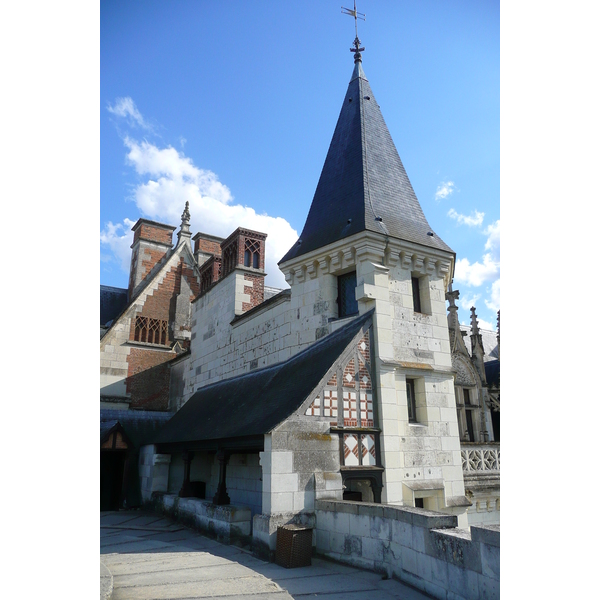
[279,230,454,289]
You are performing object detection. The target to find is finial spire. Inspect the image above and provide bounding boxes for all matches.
[177,201,192,246]
[470,306,480,335]
[181,201,190,227]
[342,2,366,62]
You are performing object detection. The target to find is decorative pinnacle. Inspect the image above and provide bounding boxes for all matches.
[178,201,191,242]
[181,201,190,226]
[342,2,365,62]
[470,307,480,335]
[446,281,459,310]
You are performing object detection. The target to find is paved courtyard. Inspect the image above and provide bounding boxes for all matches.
[100,510,432,599]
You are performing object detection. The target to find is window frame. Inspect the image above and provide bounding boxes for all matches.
[406,378,417,423]
[337,270,359,318]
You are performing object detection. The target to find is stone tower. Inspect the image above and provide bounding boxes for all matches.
[278,36,469,524]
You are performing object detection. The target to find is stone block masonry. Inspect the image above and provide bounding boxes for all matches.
[314,499,499,600]
[153,493,252,546]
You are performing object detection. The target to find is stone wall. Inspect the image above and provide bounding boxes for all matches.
[314,499,499,600]
[155,494,252,546]
[165,451,262,516]
[182,272,337,404]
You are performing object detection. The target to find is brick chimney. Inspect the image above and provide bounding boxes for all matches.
[128,219,176,297]
[220,227,267,314]
[192,231,224,267]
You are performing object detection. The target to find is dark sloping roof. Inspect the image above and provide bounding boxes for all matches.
[280,59,452,264]
[100,409,173,448]
[460,325,499,362]
[485,359,500,387]
[152,310,374,446]
[100,285,129,326]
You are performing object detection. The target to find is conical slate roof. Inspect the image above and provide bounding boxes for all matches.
[280,57,453,264]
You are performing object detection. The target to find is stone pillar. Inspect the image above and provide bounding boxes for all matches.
[213,450,231,505]
[151,453,171,495]
[179,451,194,497]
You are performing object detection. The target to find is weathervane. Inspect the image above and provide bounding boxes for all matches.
[341,2,366,61]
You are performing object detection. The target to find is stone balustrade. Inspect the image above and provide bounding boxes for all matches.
[461,444,500,473]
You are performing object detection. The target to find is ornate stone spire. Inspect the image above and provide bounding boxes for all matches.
[445,282,461,352]
[470,306,480,335]
[469,306,487,385]
[177,201,192,246]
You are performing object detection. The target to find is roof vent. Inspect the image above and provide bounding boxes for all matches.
[297,239,302,245]
[427,231,434,236]
[364,95,371,100]
[348,97,353,102]
[375,216,383,222]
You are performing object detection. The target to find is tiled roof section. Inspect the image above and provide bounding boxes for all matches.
[100,409,173,448]
[100,285,128,326]
[152,310,374,446]
[460,325,499,362]
[280,61,452,264]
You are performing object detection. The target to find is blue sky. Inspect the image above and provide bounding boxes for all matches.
[101,0,500,330]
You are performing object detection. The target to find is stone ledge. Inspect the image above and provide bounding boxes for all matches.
[315,499,457,529]
[470,524,500,547]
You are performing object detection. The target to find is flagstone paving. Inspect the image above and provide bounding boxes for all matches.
[100,510,432,600]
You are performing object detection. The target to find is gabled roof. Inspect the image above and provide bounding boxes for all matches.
[280,58,452,264]
[100,409,173,448]
[152,310,374,447]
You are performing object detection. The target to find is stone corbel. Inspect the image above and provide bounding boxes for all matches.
[284,270,294,286]
[295,266,306,283]
[436,259,450,279]
[399,251,412,270]
[385,248,399,268]
[318,256,330,274]
[424,257,436,276]
[412,254,425,274]
[354,242,383,265]
[342,247,356,268]
[330,252,342,272]
[306,262,318,279]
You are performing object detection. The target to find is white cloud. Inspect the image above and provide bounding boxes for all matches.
[459,291,481,312]
[435,180,455,202]
[100,218,136,272]
[484,219,500,258]
[454,253,498,287]
[485,279,501,312]
[475,317,496,331]
[105,131,298,289]
[107,97,152,130]
[447,208,485,227]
